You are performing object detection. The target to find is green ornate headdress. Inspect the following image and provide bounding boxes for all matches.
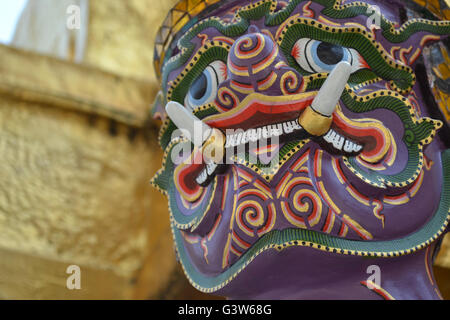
[153,0,450,78]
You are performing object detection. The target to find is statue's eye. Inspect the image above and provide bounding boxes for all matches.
[292,38,367,74]
[185,60,227,110]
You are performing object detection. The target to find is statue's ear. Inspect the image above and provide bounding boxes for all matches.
[151,90,166,121]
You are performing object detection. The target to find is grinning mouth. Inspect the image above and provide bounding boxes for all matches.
[193,91,394,187]
[203,92,388,161]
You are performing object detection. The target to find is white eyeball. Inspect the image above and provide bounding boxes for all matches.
[184,60,227,111]
[291,38,367,74]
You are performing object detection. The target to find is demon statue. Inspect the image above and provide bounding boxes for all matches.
[151,0,450,299]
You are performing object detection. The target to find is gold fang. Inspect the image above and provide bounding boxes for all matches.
[298,105,334,136]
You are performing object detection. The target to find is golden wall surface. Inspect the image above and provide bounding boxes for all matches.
[437,234,450,268]
[435,234,450,299]
[85,0,177,83]
[0,44,180,299]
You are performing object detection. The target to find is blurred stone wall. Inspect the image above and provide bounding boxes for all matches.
[0,0,206,299]
[0,42,177,299]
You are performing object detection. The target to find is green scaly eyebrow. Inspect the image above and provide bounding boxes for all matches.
[276,17,416,93]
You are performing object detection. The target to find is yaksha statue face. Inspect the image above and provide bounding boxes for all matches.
[152,0,450,299]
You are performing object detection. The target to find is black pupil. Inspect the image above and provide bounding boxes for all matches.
[317,42,344,65]
[190,72,208,100]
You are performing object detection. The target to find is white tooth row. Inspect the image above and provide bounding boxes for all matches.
[196,162,218,185]
[323,129,363,153]
[224,120,303,148]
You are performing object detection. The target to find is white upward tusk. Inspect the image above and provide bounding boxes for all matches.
[311,61,352,117]
[165,101,213,147]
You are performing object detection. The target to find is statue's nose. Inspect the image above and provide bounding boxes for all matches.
[227,29,303,95]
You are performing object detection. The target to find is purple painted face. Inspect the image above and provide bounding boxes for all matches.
[152,0,450,299]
